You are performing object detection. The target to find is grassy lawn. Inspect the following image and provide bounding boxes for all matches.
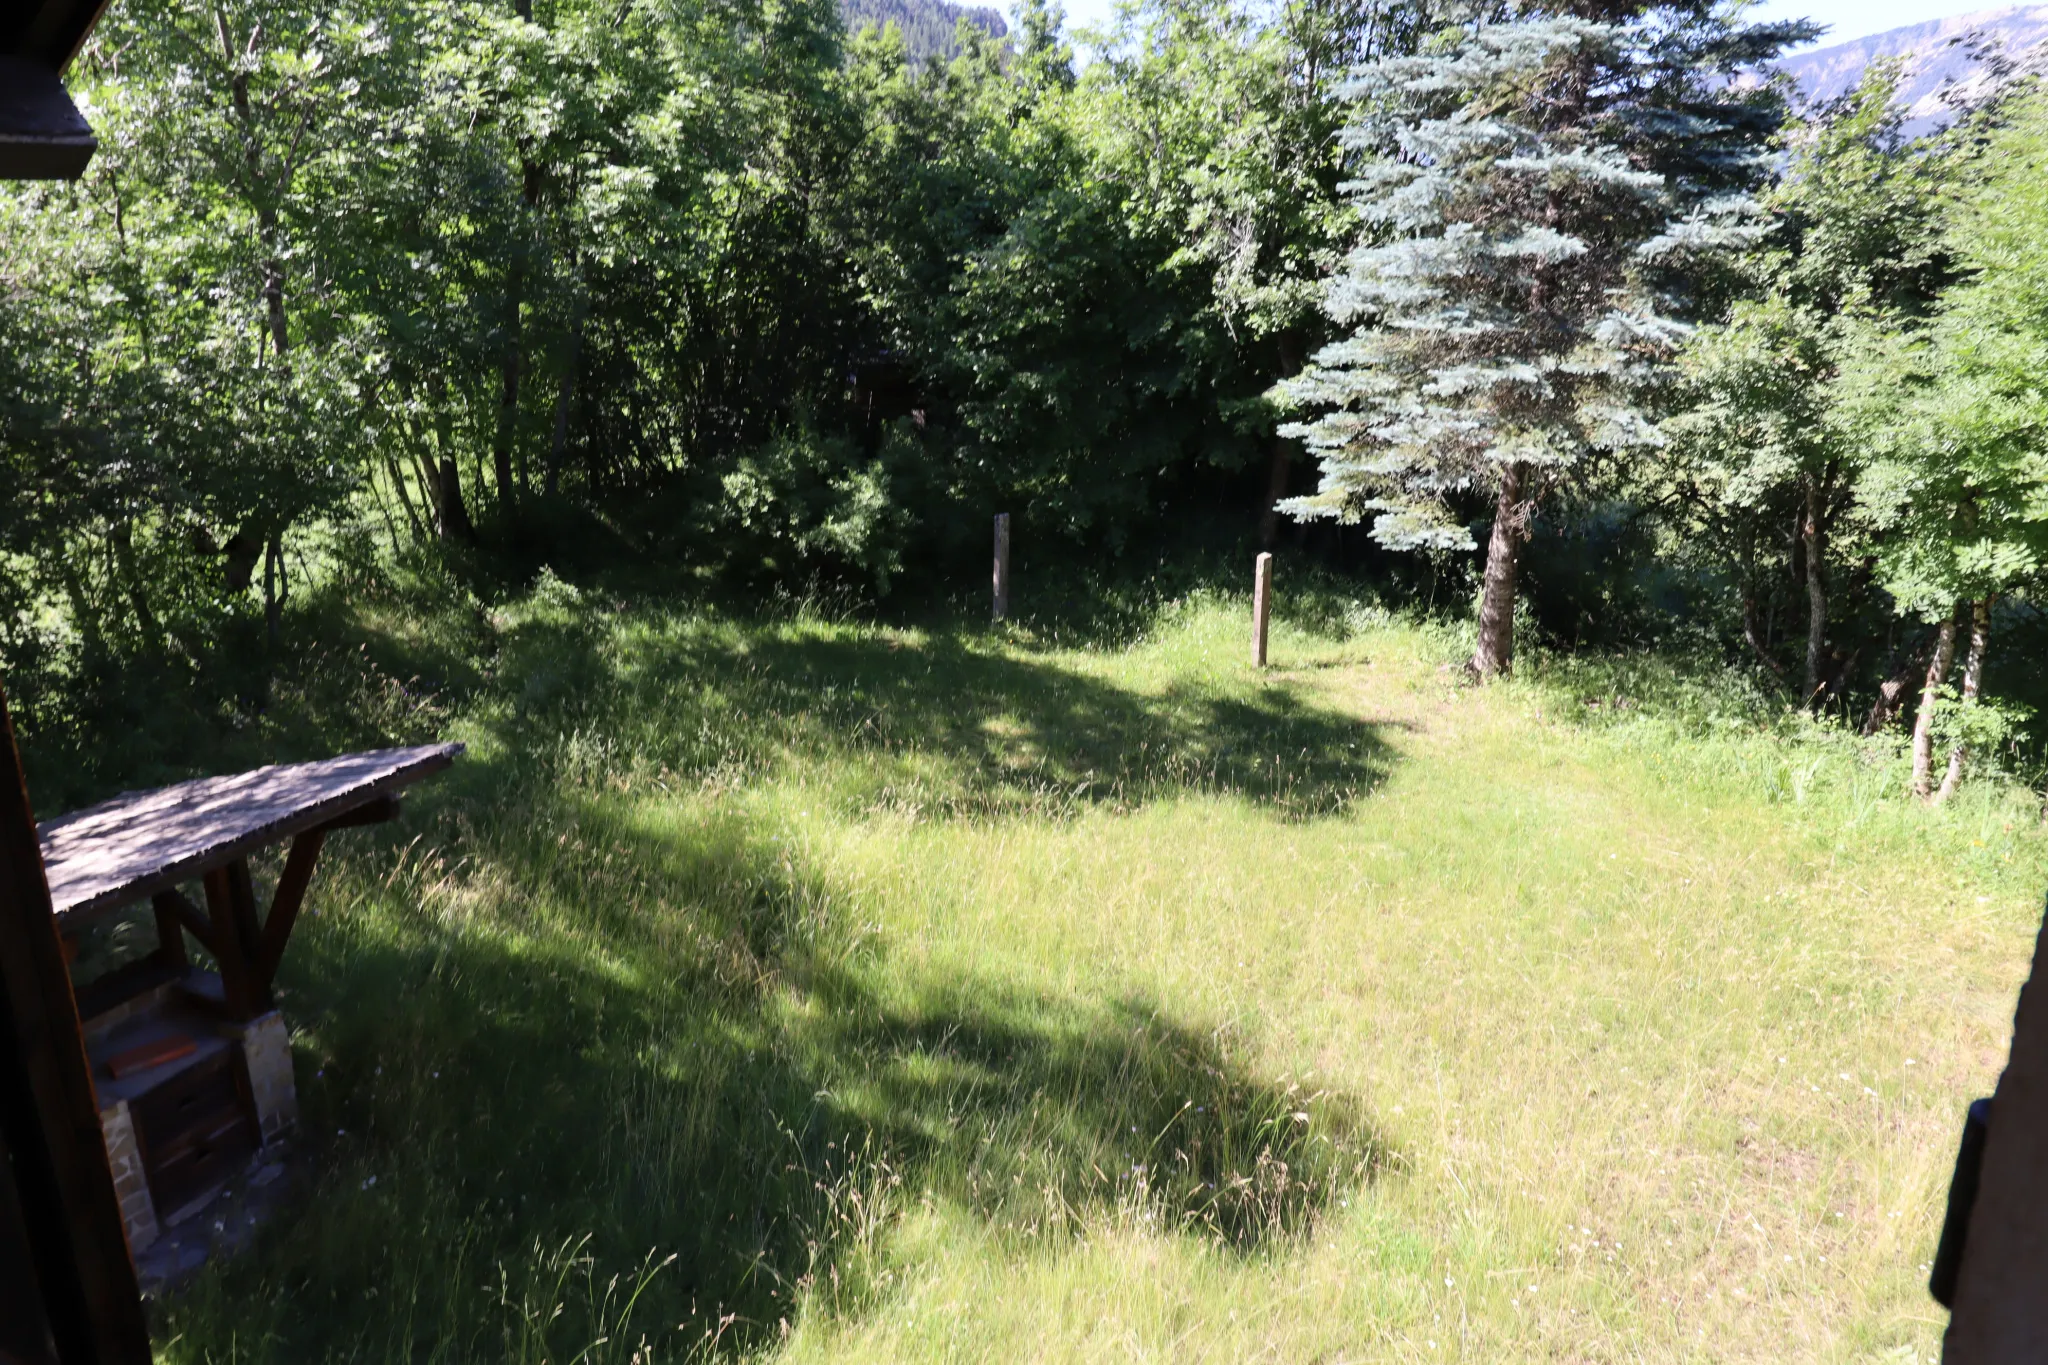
[146,585,2047,1363]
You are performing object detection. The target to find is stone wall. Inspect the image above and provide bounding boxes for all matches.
[237,1011,297,1143]
[98,1100,158,1255]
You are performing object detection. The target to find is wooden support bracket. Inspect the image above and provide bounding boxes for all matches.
[315,793,401,833]
[152,888,214,958]
[255,829,324,989]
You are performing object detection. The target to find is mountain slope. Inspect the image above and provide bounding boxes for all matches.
[1775,5,2048,131]
[841,0,1007,61]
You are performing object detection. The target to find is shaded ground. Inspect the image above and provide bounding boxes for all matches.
[143,598,1392,1361]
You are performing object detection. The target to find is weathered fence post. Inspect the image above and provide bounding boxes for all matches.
[1253,552,1273,667]
[993,513,1011,622]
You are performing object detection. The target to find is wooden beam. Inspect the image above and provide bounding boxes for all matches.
[151,888,214,958]
[993,513,1010,622]
[255,829,325,990]
[70,955,182,1024]
[314,793,400,833]
[0,682,151,1363]
[1252,552,1273,668]
[201,863,269,1019]
[151,892,189,969]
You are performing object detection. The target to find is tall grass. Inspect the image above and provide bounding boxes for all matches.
[87,577,2044,1363]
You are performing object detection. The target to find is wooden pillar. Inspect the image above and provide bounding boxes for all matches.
[1252,552,1273,668]
[993,513,1011,622]
[0,682,152,1364]
[203,861,271,1019]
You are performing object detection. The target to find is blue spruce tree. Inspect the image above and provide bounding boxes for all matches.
[1275,1,1810,676]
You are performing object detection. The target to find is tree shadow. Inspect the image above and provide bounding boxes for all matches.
[151,777,1388,1361]
[485,604,1398,822]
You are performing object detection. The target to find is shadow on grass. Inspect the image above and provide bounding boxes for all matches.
[489,605,1398,822]
[151,772,1386,1362]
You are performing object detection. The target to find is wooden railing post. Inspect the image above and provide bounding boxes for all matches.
[993,513,1011,622]
[1253,552,1273,667]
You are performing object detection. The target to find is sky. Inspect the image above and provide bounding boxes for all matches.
[1749,0,2012,46]
[1045,0,2019,53]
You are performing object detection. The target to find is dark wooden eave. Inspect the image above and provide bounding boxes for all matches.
[0,0,108,181]
[0,0,112,70]
[0,57,96,180]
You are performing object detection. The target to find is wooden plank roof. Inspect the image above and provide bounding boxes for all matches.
[38,744,462,923]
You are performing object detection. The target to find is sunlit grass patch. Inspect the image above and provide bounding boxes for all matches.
[149,588,2045,1364]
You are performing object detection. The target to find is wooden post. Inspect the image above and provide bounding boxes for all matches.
[993,513,1011,622]
[203,861,270,1019]
[0,683,152,1364]
[1252,552,1273,667]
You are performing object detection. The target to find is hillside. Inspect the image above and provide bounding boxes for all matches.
[841,0,1007,61]
[1776,5,2048,132]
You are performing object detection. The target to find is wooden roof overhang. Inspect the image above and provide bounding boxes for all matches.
[0,0,108,180]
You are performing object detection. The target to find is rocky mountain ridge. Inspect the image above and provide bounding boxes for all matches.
[1774,5,2048,132]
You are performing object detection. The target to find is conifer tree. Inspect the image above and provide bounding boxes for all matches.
[1275,1,1807,676]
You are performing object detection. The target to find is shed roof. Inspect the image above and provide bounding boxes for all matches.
[39,744,463,924]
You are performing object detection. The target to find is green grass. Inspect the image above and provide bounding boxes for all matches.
[132,581,2046,1363]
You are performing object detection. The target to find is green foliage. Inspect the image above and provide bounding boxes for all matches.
[1656,67,1951,703]
[6,0,2048,793]
[708,422,916,591]
[1843,90,2048,617]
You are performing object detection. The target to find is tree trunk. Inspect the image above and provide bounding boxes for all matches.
[57,559,104,658]
[218,14,289,360]
[262,532,281,654]
[371,463,408,549]
[410,449,441,533]
[1740,529,1786,683]
[1258,436,1293,551]
[492,257,523,513]
[1470,461,1530,680]
[109,522,162,657]
[1910,606,1962,800]
[223,528,262,592]
[492,159,543,516]
[439,460,474,544]
[1935,595,1995,804]
[384,453,427,545]
[1861,632,1929,736]
[1801,472,1827,706]
[544,300,585,499]
[1259,332,1305,549]
[429,373,476,544]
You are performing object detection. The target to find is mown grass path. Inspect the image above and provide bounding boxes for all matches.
[155,595,2045,1363]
